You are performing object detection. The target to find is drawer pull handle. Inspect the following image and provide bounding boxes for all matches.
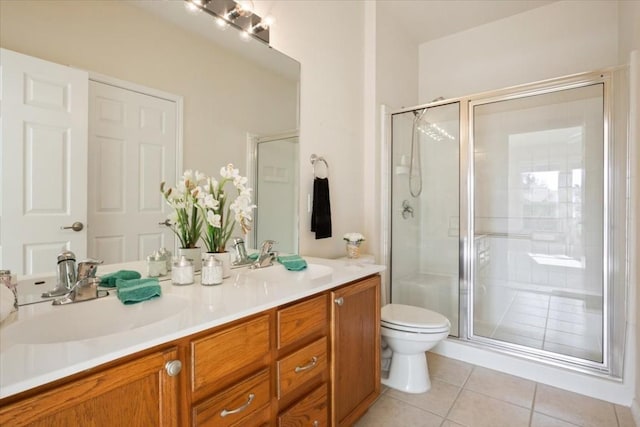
[313,421,319,427]
[294,356,318,373]
[164,360,182,376]
[220,393,255,417]
[334,297,344,306]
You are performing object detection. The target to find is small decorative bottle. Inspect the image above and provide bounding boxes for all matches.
[172,255,194,286]
[201,254,223,286]
[158,247,173,272]
[146,251,167,277]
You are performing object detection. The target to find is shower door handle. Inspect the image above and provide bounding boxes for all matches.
[334,297,344,306]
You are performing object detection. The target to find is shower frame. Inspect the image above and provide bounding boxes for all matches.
[385,68,628,378]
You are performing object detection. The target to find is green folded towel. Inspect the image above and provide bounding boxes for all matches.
[100,270,142,288]
[277,255,308,271]
[116,278,161,305]
[248,253,259,261]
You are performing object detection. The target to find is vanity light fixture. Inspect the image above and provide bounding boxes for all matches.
[183,0,271,44]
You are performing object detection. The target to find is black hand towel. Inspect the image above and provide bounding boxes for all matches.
[311,177,332,239]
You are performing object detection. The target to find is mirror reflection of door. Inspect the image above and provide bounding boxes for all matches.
[0,48,88,275]
[254,135,299,255]
[88,79,178,264]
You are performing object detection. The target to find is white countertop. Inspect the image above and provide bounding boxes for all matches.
[0,257,384,399]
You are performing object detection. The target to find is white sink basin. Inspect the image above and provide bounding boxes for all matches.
[241,263,333,284]
[2,294,188,344]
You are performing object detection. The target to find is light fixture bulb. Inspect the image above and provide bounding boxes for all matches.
[185,1,199,12]
[263,16,274,27]
[216,17,229,29]
[239,30,251,41]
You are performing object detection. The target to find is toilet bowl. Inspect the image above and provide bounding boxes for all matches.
[381,304,450,393]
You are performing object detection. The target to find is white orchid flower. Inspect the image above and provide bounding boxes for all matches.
[203,194,219,210]
[207,211,221,228]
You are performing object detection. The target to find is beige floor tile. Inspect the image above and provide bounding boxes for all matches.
[354,394,443,427]
[441,421,466,427]
[531,412,581,427]
[426,352,473,387]
[534,384,618,427]
[447,389,530,427]
[464,366,536,409]
[385,378,461,417]
[614,404,637,427]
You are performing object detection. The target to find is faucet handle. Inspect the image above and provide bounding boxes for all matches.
[77,259,103,280]
[260,240,277,253]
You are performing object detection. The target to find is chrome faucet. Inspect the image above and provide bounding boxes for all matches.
[42,250,78,297]
[251,240,277,269]
[231,237,253,266]
[52,277,108,306]
[49,258,106,305]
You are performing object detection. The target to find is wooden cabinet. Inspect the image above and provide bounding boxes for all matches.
[331,275,381,426]
[0,274,381,427]
[276,294,329,426]
[0,346,182,427]
[190,313,272,426]
[193,368,271,427]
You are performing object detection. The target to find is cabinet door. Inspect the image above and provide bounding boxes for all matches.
[0,347,182,427]
[331,275,381,426]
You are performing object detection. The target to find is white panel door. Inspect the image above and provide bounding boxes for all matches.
[0,48,88,275]
[88,81,176,264]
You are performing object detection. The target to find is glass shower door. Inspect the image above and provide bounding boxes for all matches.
[391,102,460,335]
[471,84,605,362]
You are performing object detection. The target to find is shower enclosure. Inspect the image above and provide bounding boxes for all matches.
[389,69,628,375]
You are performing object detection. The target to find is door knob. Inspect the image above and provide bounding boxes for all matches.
[61,222,84,232]
[334,297,344,306]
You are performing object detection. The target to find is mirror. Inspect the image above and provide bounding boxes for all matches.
[0,0,300,270]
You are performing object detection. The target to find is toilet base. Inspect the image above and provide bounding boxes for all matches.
[381,352,431,394]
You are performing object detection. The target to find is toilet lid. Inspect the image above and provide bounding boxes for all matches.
[381,304,450,330]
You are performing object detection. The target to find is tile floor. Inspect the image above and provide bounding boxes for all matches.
[474,287,603,362]
[355,353,636,427]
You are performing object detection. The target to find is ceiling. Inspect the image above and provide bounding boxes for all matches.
[377,0,556,44]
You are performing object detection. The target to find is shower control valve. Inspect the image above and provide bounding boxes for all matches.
[401,200,414,219]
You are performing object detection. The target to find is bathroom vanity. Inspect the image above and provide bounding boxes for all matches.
[0,258,383,426]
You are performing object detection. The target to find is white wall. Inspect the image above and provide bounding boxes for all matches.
[254,1,366,258]
[617,0,640,420]
[418,1,619,102]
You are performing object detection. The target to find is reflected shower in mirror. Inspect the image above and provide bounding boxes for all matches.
[250,134,299,254]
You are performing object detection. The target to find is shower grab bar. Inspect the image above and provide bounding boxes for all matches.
[310,154,329,178]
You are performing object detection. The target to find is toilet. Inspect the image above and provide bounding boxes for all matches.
[381,303,450,393]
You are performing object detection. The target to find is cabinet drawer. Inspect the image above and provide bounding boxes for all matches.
[191,314,270,394]
[277,337,327,399]
[193,369,271,427]
[278,383,328,427]
[278,294,327,349]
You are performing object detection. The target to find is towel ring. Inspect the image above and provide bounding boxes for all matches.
[310,154,329,178]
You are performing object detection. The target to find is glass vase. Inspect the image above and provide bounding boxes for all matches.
[346,242,361,259]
